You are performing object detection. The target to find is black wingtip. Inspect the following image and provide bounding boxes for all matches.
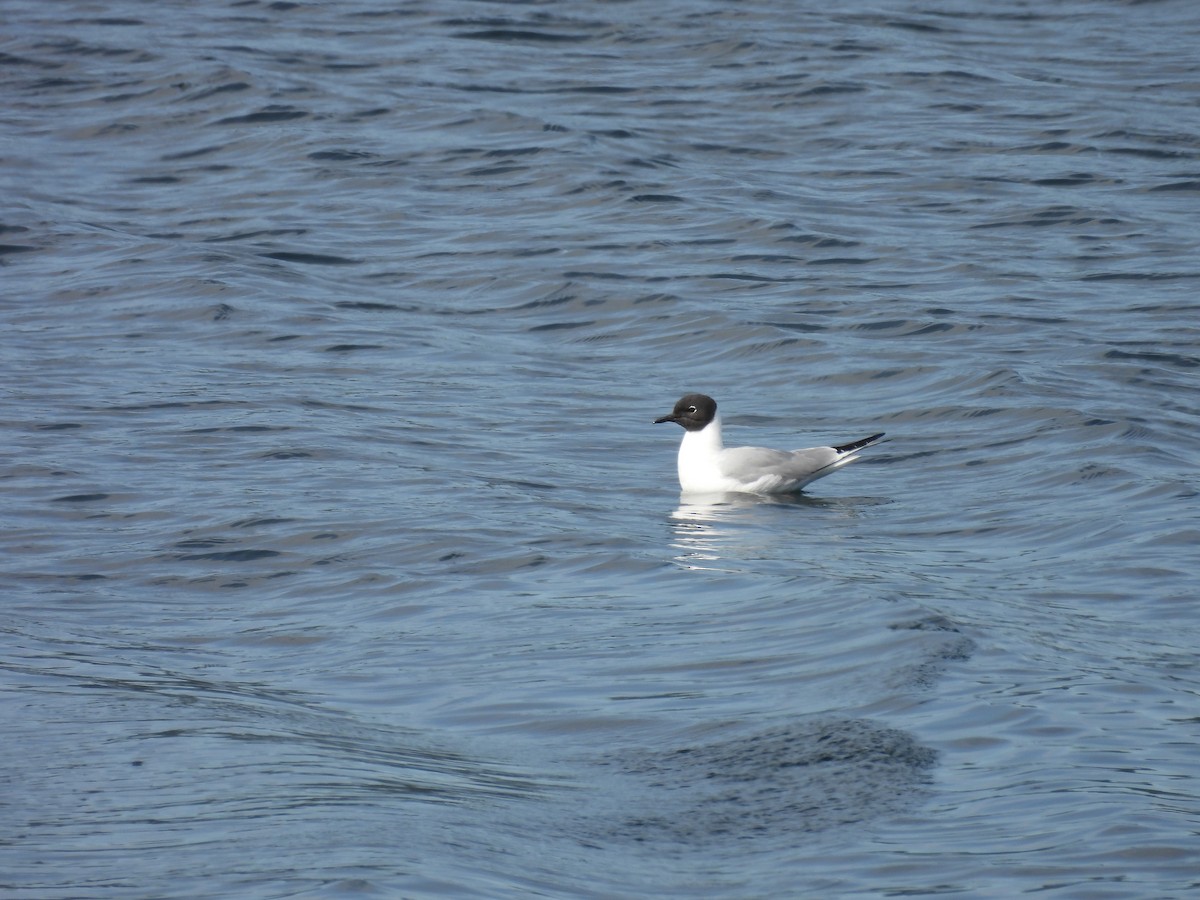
[833,432,886,454]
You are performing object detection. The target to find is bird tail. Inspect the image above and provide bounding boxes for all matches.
[833,432,886,454]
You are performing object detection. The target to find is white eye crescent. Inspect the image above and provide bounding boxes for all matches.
[687,406,696,413]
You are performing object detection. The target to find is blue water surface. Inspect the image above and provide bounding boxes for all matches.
[3,1,1199,897]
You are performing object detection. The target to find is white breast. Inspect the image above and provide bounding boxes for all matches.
[676,417,740,493]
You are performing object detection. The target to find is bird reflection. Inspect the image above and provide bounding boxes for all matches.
[667,492,837,571]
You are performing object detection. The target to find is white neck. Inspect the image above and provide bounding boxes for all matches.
[677,415,726,491]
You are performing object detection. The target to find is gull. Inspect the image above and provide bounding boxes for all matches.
[654,393,884,494]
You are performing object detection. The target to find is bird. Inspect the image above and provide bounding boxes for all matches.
[654,393,885,494]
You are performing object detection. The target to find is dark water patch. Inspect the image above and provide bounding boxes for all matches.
[51,493,109,503]
[1148,180,1200,192]
[971,205,1118,229]
[1104,349,1198,370]
[260,251,361,266]
[800,81,867,97]
[831,39,884,53]
[212,106,309,125]
[854,321,974,340]
[806,255,876,266]
[335,300,419,312]
[485,146,543,158]
[512,245,562,258]
[69,17,143,26]
[529,320,594,332]
[632,292,678,306]
[181,82,252,103]
[176,548,282,562]
[0,49,50,69]
[890,614,964,634]
[203,228,307,243]
[776,233,862,248]
[300,398,378,412]
[499,292,578,312]
[853,319,913,333]
[174,538,233,549]
[978,310,1070,326]
[594,720,936,846]
[35,38,154,61]
[759,320,828,334]
[731,253,804,263]
[1127,301,1200,315]
[0,243,39,256]
[26,76,92,91]
[309,149,377,161]
[1031,172,1107,187]
[708,336,805,360]
[451,29,594,45]
[1021,140,1097,154]
[186,425,288,434]
[909,69,997,83]
[1082,271,1200,282]
[689,142,787,159]
[706,271,794,282]
[588,128,637,139]
[887,616,977,691]
[562,270,651,281]
[884,17,949,34]
[466,163,527,177]
[1102,145,1198,162]
[553,85,639,95]
[104,400,245,412]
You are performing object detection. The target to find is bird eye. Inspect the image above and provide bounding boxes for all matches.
[687,406,696,413]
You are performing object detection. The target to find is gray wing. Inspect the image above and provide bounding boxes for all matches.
[780,446,843,478]
[718,434,883,493]
[719,445,841,488]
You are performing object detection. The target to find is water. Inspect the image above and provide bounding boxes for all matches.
[3,1,1199,896]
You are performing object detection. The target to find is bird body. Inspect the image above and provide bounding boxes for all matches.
[655,394,884,495]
